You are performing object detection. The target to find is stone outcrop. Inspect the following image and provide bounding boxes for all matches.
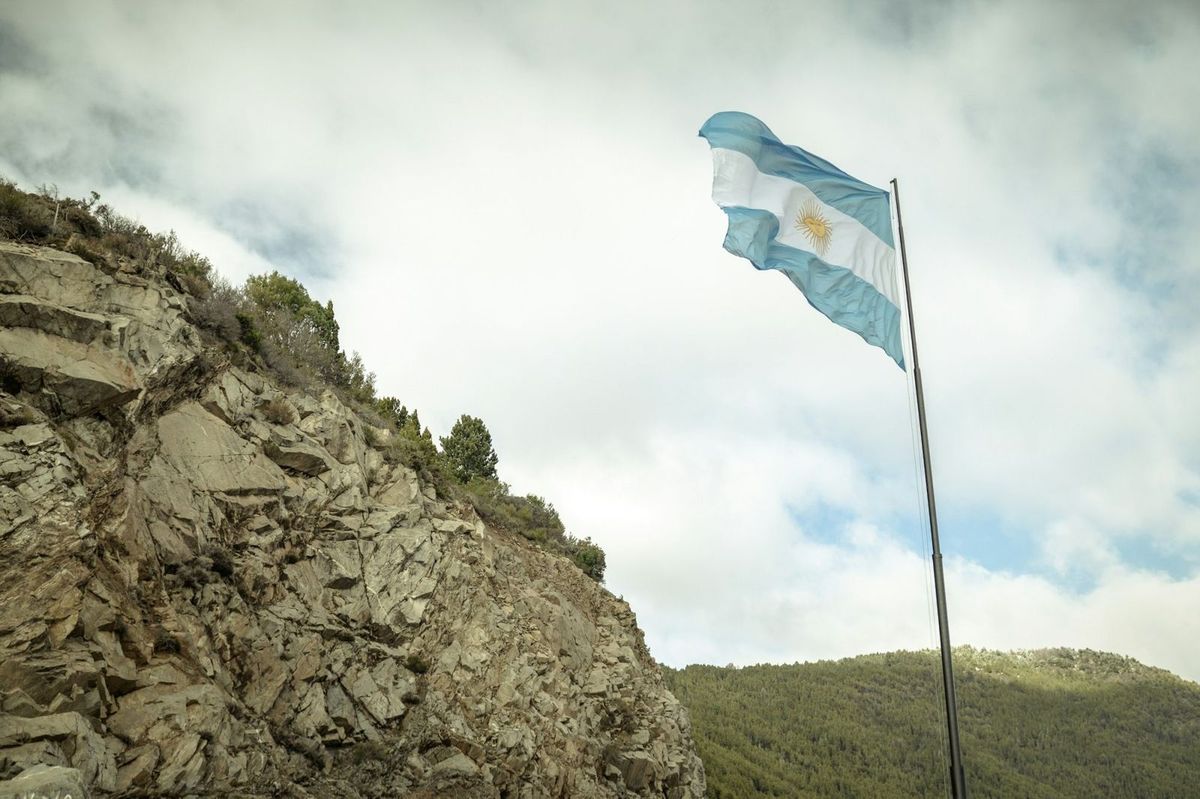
[0,242,705,798]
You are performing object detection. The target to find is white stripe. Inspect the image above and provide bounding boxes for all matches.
[711,148,899,307]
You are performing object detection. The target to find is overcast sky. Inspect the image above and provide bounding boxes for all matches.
[3,0,1198,682]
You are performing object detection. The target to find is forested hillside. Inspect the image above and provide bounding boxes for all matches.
[665,648,1200,798]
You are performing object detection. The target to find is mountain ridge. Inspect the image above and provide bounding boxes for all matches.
[666,646,1200,798]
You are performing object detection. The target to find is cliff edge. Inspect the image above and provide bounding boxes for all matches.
[0,241,705,798]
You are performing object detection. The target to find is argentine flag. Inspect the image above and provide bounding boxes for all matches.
[700,112,904,369]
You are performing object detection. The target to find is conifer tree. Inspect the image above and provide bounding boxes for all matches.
[440,414,499,483]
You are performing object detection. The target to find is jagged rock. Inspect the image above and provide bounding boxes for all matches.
[265,437,333,475]
[156,402,288,494]
[0,712,115,790]
[375,466,420,506]
[0,327,139,416]
[325,681,358,732]
[0,295,110,344]
[432,751,479,777]
[0,764,89,799]
[201,369,257,423]
[617,750,656,791]
[155,732,205,793]
[0,242,705,798]
[344,660,416,725]
[113,744,159,793]
[0,243,109,307]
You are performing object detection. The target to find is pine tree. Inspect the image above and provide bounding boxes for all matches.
[439,414,499,483]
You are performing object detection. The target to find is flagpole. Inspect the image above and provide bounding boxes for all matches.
[890,178,968,799]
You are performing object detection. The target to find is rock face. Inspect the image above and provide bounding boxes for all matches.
[0,243,705,798]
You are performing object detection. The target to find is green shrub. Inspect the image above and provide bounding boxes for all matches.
[236,270,381,406]
[66,237,102,264]
[235,312,262,351]
[458,477,606,581]
[245,270,340,351]
[149,229,213,278]
[205,546,236,579]
[375,397,409,428]
[170,252,209,278]
[565,537,607,582]
[153,629,183,655]
[176,270,211,298]
[337,351,376,405]
[348,739,390,765]
[462,478,564,542]
[0,180,55,240]
[62,201,103,238]
[378,419,454,495]
[404,653,430,674]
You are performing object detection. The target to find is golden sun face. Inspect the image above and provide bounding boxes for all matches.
[794,200,833,257]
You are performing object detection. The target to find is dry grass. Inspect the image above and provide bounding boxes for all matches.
[260,397,297,426]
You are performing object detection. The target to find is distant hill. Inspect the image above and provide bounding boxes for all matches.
[665,648,1200,798]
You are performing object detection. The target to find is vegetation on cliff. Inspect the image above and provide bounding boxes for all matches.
[0,178,605,580]
[665,647,1200,798]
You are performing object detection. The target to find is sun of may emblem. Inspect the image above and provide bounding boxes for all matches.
[795,200,833,257]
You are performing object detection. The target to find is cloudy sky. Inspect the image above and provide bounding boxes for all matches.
[3,0,1198,682]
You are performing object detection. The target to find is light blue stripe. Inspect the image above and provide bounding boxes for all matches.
[700,111,894,248]
[722,206,904,369]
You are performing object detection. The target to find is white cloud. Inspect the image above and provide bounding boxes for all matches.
[521,427,1200,680]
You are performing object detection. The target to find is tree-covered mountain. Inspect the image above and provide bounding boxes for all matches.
[665,648,1200,798]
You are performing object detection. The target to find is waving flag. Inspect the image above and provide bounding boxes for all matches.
[700,112,904,368]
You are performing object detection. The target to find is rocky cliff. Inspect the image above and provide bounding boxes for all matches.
[0,242,705,798]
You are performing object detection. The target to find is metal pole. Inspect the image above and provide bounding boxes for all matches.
[891,178,968,799]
